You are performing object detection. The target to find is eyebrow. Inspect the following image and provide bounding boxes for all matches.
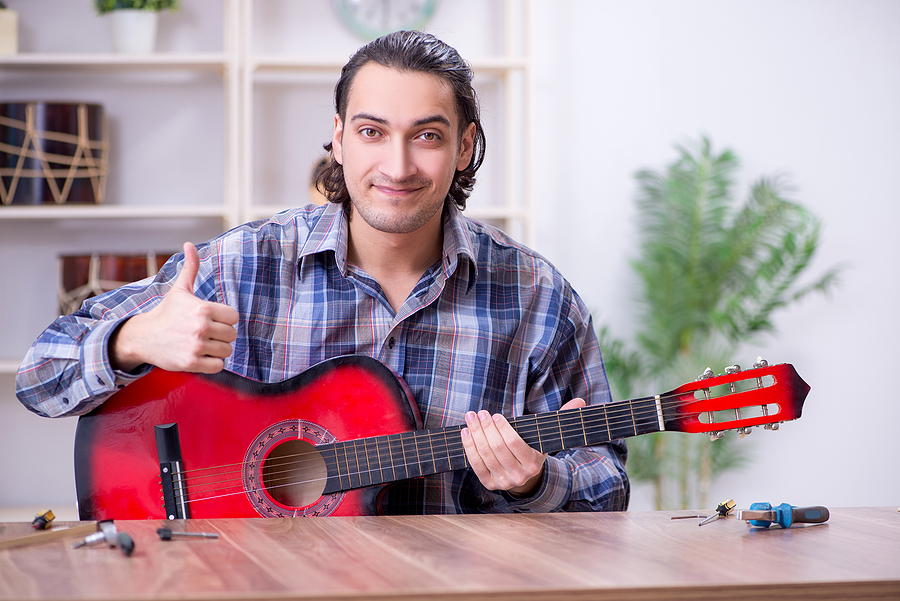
[350,112,453,129]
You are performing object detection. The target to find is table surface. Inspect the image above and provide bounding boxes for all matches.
[1,507,898,601]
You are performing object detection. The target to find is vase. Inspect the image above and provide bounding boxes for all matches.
[108,9,159,54]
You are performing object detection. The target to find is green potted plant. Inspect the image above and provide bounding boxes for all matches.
[94,0,180,54]
[598,136,842,510]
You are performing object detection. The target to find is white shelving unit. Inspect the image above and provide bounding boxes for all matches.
[0,0,531,375]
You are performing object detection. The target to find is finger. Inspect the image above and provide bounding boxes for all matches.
[205,319,239,344]
[561,397,587,410]
[172,241,200,295]
[206,302,240,328]
[489,412,547,475]
[192,356,228,375]
[461,422,496,488]
[469,410,526,482]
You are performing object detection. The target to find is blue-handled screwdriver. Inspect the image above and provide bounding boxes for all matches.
[737,502,829,528]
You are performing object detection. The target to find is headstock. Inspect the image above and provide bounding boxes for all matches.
[663,358,810,440]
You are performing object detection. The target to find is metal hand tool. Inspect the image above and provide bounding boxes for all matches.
[156,527,219,541]
[737,502,829,528]
[699,499,736,526]
[72,520,135,556]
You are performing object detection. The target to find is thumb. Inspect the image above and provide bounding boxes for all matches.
[171,241,200,295]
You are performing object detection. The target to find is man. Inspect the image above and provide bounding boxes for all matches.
[17,31,629,513]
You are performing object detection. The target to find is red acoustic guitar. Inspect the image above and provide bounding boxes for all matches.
[74,355,809,520]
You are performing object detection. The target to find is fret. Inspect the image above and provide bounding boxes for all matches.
[606,402,637,441]
[578,407,589,447]
[318,444,341,494]
[429,428,455,474]
[445,427,468,471]
[399,431,422,478]
[415,430,436,476]
[383,433,404,482]
[558,410,589,450]
[373,436,391,485]
[344,440,362,489]
[358,437,376,487]
[630,397,664,437]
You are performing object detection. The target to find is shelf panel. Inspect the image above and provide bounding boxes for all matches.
[0,53,233,71]
[250,55,527,73]
[0,359,21,375]
[0,205,229,221]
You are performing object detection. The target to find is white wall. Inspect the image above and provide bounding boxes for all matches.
[2,0,898,516]
[531,0,900,510]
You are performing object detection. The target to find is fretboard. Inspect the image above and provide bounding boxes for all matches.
[319,396,663,494]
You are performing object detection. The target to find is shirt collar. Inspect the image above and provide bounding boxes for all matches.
[441,203,478,292]
[298,202,350,274]
[298,201,477,290]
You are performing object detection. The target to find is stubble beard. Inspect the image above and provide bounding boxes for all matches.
[351,177,448,235]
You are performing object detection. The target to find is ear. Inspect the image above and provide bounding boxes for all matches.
[331,114,344,165]
[456,122,477,171]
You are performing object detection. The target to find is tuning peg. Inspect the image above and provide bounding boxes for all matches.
[764,422,780,431]
[697,367,715,381]
[725,365,741,374]
[737,427,752,436]
[753,357,769,369]
[709,431,725,441]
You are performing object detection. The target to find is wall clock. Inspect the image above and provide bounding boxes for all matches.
[332,0,438,41]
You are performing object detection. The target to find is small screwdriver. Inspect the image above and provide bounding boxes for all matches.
[699,499,736,526]
[156,528,218,541]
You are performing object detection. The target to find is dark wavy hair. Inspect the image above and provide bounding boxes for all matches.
[317,30,487,216]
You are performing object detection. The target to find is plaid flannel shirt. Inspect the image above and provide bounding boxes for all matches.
[17,202,629,513]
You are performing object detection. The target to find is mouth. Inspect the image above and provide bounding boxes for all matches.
[371,183,425,199]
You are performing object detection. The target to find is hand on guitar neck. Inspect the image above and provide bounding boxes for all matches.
[109,242,239,374]
[462,398,587,498]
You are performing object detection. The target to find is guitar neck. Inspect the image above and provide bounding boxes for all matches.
[319,397,661,494]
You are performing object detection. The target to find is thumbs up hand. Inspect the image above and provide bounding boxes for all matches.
[109,242,239,374]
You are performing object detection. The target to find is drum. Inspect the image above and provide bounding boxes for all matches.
[0,102,108,205]
[58,252,174,315]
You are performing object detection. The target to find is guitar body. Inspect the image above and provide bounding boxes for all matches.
[74,356,421,520]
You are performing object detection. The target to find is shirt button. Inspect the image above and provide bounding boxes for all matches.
[388,337,395,349]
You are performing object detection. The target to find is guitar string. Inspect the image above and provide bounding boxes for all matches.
[168,384,776,499]
[171,386,774,500]
[163,385,777,505]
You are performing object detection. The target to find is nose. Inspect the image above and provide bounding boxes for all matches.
[379,139,417,182]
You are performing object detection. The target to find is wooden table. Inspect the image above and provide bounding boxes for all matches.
[1,507,898,600]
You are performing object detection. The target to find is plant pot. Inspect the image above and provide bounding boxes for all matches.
[108,9,158,54]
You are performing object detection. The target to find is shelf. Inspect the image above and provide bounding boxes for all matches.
[0,53,233,71]
[249,55,527,73]
[0,205,230,221]
[0,359,21,375]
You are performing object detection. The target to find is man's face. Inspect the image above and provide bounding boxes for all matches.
[331,63,475,235]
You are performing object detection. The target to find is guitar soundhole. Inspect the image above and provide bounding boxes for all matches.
[243,419,345,517]
[261,440,327,508]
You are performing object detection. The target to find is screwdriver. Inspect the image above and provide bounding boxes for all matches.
[699,499,736,526]
[156,528,219,541]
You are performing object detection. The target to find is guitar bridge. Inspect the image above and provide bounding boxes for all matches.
[155,423,190,520]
